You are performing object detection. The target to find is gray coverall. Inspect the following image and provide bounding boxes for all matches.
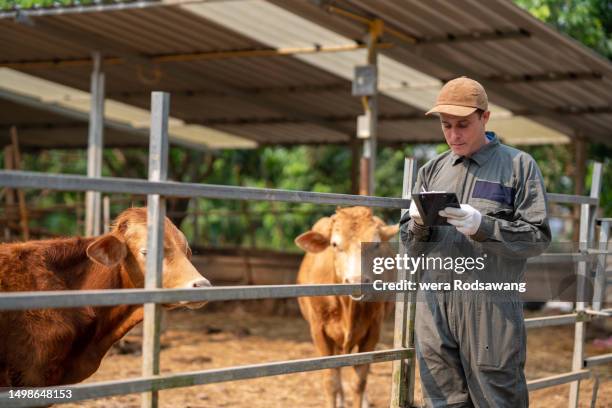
[400,132,551,407]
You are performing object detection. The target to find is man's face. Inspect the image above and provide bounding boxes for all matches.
[440,110,490,157]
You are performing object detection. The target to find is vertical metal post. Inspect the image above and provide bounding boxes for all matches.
[572,135,586,243]
[141,92,170,408]
[85,51,105,237]
[588,163,603,244]
[103,195,111,234]
[592,219,610,311]
[569,162,602,407]
[360,19,382,196]
[390,158,417,408]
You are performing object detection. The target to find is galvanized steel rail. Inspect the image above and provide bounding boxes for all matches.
[0,283,364,310]
[0,170,409,209]
[0,348,412,408]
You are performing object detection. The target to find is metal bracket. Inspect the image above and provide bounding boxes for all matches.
[576,310,593,322]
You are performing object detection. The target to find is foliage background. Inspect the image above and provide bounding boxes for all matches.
[1,0,610,249]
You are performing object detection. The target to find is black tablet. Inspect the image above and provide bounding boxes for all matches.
[411,192,461,226]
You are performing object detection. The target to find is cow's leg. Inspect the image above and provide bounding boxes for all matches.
[350,321,382,408]
[310,325,343,408]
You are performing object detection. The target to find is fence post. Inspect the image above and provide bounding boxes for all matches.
[592,219,610,311]
[141,92,170,408]
[390,157,417,408]
[568,162,602,408]
[85,51,104,237]
[103,195,111,234]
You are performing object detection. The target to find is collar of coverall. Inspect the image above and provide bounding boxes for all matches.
[451,131,499,167]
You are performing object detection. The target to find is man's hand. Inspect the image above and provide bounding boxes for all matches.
[439,204,482,236]
[409,199,424,225]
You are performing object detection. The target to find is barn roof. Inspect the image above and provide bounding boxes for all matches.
[0,0,610,148]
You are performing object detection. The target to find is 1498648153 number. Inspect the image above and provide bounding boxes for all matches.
[8,389,72,399]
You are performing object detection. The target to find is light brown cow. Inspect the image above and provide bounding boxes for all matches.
[0,207,210,388]
[295,206,398,408]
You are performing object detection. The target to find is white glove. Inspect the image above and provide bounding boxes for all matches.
[409,199,424,225]
[439,204,482,236]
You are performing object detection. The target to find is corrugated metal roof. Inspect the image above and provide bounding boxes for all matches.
[0,68,256,149]
[0,0,609,148]
[272,0,612,144]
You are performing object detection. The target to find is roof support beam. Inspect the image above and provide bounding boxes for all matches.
[0,42,394,70]
[488,71,603,83]
[317,1,530,44]
[181,107,612,126]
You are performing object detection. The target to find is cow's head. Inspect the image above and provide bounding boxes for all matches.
[295,206,399,285]
[86,207,211,309]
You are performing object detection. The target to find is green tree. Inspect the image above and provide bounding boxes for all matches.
[515,0,612,216]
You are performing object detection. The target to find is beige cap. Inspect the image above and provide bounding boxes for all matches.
[426,76,488,116]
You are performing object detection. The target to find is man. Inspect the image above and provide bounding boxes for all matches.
[400,77,551,407]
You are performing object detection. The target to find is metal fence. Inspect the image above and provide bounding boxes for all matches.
[0,92,609,408]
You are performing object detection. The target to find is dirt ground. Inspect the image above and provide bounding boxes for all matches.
[62,304,611,408]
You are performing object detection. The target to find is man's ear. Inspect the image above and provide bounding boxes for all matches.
[86,235,128,267]
[482,110,491,125]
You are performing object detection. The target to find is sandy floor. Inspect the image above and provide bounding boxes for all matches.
[60,305,611,408]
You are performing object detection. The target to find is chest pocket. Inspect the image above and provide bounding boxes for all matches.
[471,180,515,220]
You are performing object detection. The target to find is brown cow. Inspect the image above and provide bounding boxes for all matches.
[295,206,398,408]
[0,207,210,388]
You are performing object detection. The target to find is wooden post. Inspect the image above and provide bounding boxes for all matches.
[3,145,15,240]
[141,92,170,408]
[359,157,370,196]
[390,158,417,408]
[10,127,29,241]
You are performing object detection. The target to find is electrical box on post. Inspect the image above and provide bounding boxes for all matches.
[352,65,377,97]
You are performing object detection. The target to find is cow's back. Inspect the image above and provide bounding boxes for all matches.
[0,239,96,387]
[0,239,91,292]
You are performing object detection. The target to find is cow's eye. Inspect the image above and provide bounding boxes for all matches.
[140,248,147,256]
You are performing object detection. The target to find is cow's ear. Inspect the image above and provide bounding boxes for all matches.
[87,235,128,267]
[295,231,330,253]
[379,224,399,241]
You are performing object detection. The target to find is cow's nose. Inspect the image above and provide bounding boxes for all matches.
[192,279,212,288]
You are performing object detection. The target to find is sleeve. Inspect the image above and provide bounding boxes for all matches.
[400,166,432,245]
[471,154,552,258]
